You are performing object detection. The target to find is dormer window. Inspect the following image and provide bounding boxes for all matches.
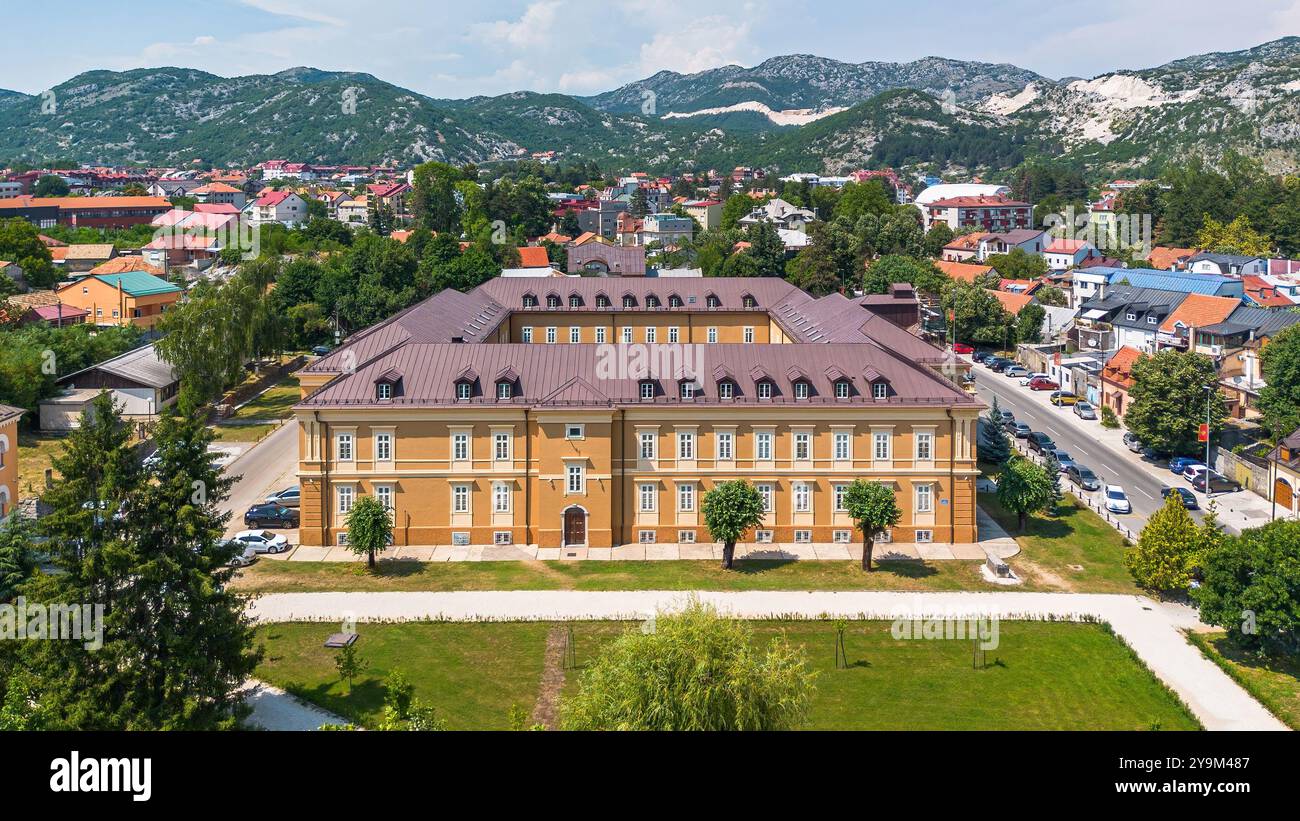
[639,380,655,400]
[377,382,393,400]
[622,294,636,308]
[718,380,735,400]
[669,294,683,308]
[1147,316,1157,324]
[680,381,697,400]
[596,293,610,308]
[1126,312,1137,321]
[569,294,582,308]
[706,294,720,308]
[757,381,773,400]
[742,294,756,308]
[456,382,471,401]
[872,382,888,400]
[794,381,810,400]
[646,294,660,308]
[547,294,561,309]
[835,380,851,399]
[523,294,537,308]
[497,381,513,400]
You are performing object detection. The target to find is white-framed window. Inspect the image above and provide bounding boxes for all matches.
[873,382,888,399]
[452,432,469,461]
[522,327,533,343]
[680,382,696,399]
[743,326,754,343]
[756,431,773,460]
[594,326,606,343]
[835,380,850,399]
[377,382,392,400]
[565,424,584,440]
[834,431,851,461]
[547,295,560,308]
[1126,312,1137,321]
[874,431,891,461]
[567,464,585,494]
[668,326,679,343]
[546,326,557,344]
[794,529,812,544]
[375,484,393,513]
[755,530,774,544]
[494,531,513,545]
[677,431,695,459]
[569,326,580,343]
[639,483,657,512]
[375,432,393,461]
[718,381,734,400]
[639,380,655,400]
[645,326,657,343]
[794,381,810,400]
[916,431,934,461]
[916,529,933,543]
[915,483,933,514]
[621,327,633,343]
[569,295,581,308]
[623,295,635,308]
[493,482,511,513]
[337,485,354,514]
[638,530,657,544]
[757,483,774,513]
[833,484,847,512]
[757,381,773,399]
[716,431,734,460]
[794,432,811,461]
[677,530,696,544]
[335,433,354,462]
[677,483,695,512]
[497,381,513,399]
[452,484,470,513]
[833,529,852,544]
[494,432,511,461]
[639,431,657,459]
[707,327,717,343]
[793,481,811,512]
[456,382,471,400]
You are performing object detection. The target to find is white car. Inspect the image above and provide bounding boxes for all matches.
[1183,465,1209,486]
[1019,372,1050,387]
[232,530,291,554]
[1104,485,1132,514]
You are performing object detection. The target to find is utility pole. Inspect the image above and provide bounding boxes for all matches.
[1203,385,1213,499]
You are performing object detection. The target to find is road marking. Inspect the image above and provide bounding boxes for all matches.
[1100,464,1117,474]
[1135,487,1154,499]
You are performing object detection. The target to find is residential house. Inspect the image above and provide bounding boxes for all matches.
[940,233,987,262]
[935,260,996,284]
[1071,266,1245,306]
[1,291,87,326]
[336,198,369,227]
[517,247,553,270]
[56,271,182,329]
[247,191,308,227]
[922,195,1033,232]
[1187,252,1267,277]
[577,199,629,240]
[42,343,179,430]
[60,244,117,274]
[567,242,647,276]
[367,182,411,221]
[640,213,694,248]
[148,179,206,199]
[192,182,246,209]
[0,404,21,520]
[1154,294,1242,352]
[977,229,1046,262]
[737,198,815,231]
[1074,286,1189,352]
[1043,238,1097,270]
[1206,306,1300,418]
[1267,428,1300,519]
[682,200,722,231]
[1242,274,1300,307]
[0,260,24,290]
[1146,246,1197,271]
[1099,346,1143,418]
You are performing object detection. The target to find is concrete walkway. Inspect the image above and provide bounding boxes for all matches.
[239,679,351,731]
[245,590,1288,732]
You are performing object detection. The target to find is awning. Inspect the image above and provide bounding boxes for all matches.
[1082,309,1108,320]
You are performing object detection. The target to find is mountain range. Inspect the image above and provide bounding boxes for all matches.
[3,38,1300,179]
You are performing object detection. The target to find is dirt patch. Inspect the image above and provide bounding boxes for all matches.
[530,625,568,729]
[1012,558,1075,591]
[523,558,575,589]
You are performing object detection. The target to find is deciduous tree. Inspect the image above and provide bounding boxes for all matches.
[702,480,765,570]
[842,479,902,572]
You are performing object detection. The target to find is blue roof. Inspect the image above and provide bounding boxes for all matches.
[1092,267,1245,298]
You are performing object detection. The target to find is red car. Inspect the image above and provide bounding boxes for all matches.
[1028,377,1060,391]
[952,343,974,354]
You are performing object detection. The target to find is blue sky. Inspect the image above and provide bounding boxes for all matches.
[6,0,1300,97]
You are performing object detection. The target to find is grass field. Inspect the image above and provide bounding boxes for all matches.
[233,556,1006,594]
[1187,631,1300,730]
[254,620,1200,731]
[229,375,300,420]
[981,491,1139,594]
[16,429,65,496]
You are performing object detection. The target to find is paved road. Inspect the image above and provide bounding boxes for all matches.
[245,590,1287,731]
[218,421,299,536]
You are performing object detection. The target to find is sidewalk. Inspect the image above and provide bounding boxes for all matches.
[239,679,350,731]
[973,357,1276,534]
[244,589,1287,732]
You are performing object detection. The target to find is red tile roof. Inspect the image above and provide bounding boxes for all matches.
[1102,346,1144,390]
[517,246,552,268]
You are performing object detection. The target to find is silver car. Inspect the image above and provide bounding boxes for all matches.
[1074,402,1097,420]
[265,486,301,508]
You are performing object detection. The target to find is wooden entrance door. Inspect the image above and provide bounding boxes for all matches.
[1276,478,1294,512]
[563,508,586,545]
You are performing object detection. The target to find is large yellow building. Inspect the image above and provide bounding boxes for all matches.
[0,404,22,521]
[295,278,982,550]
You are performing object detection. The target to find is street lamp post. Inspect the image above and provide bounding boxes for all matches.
[1203,385,1213,499]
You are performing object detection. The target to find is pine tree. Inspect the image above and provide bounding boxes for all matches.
[1125,492,1199,592]
[980,396,1012,465]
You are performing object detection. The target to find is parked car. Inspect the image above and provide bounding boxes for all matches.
[1142,446,1172,462]
[1104,485,1132,514]
[226,544,259,568]
[1066,465,1101,491]
[1073,402,1097,420]
[1192,472,1243,494]
[1019,372,1051,386]
[998,409,1016,426]
[1183,465,1210,486]
[1168,456,1204,475]
[983,356,1005,369]
[989,358,1015,372]
[1028,377,1060,391]
[1050,391,1078,406]
[953,342,974,354]
[265,486,301,508]
[1161,486,1199,509]
[243,503,300,529]
[1050,449,1075,472]
[1122,432,1143,453]
[231,530,291,554]
[1027,431,1055,453]
[1003,365,1030,378]
[310,344,332,356]
[1011,422,1032,438]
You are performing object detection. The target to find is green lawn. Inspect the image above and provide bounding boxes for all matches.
[229,375,300,421]
[16,429,66,496]
[211,422,278,443]
[1187,631,1300,730]
[981,491,1139,594]
[255,620,1200,731]
[233,556,1008,594]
